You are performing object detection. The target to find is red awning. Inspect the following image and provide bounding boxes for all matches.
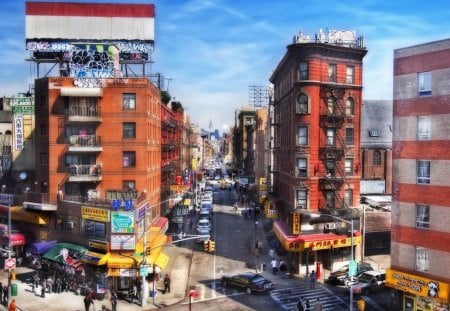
[151,217,168,232]
[2,233,26,246]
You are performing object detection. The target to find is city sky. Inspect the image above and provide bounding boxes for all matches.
[1,0,450,131]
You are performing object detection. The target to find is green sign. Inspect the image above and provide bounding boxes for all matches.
[111,211,134,233]
[349,260,358,277]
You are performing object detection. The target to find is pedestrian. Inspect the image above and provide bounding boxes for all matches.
[163,274,171,294]
[268,248,275,260]
[8,299,16,311]
[297,296,305,311]
[40,280,46,298]
[271,258,278,275]
[56,277,62,294]
[254,241,260,256]
[0,282,3,302]
[110,290,118,311]
[314,297,323,311]
[83,294,94,311]
[257,240,263,253]
[3,285,8,305]
[131,283,138,303]
[279,260,287,275]
[305,299,311,311]
[310,270,316,289]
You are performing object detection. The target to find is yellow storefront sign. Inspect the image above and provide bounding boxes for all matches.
[386,268,449,303]
[304,236,362,251]
[81,206,110,222]
[292,212,300,235]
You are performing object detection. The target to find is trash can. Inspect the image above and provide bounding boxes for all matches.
[11,284,17,296]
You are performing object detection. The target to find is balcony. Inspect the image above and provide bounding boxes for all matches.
[68,135,102,152]
[67,104,102,122]
[68,164,102,182]
[319,175,345,190]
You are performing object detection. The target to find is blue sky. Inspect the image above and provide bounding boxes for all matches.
[2,0,450,131]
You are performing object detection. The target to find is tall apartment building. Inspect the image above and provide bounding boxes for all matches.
[388,39,450,310]
[269,30,366,274]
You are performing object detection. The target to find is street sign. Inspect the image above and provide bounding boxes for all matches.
[139,267,149,276]
[4,258,16,270]
[349,260,357,277]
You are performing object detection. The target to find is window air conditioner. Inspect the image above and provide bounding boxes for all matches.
[297,203,305,209]
[325,223,336,230]
[67,221,75,229]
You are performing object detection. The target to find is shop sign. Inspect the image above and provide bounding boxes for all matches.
[110,234,135,250]
[304,236,362,251]
[119,269,136,277]
[292,212,300,235]
[111,211,134,233]
[0,194,13,205]
[82,206,110,222]
[88,240,108,252]
[386,268,449,303]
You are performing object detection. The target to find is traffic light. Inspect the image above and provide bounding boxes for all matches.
[209,240,215,252]
[204,240,209,252]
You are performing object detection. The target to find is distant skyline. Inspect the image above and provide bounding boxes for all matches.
[2,0,450,131]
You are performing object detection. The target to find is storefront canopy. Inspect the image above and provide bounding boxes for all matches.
[43,242,87,268]
[80,251,110,266]
[1,233,26,247]
[107,253,142,269]
[27,240,57,255]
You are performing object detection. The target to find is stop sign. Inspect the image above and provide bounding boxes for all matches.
[4,258,16,270]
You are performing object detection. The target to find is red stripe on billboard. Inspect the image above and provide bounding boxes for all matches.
[26,2,155,18]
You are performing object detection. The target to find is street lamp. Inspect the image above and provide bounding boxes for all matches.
[311,213,355,311]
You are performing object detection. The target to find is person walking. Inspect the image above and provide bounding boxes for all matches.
[83,293,94,311]
[271,258,278,275]
[8,299,16,311]
[268,248,275,260]
[110,290,118,311]
[163,274,171,294]
[314,297,323,311]
[297,296,305,311]
[304,299,311,311]
[310,270,316,289]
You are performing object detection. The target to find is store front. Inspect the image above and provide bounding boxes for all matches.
[273,220,361,276]
[386,268,449,311]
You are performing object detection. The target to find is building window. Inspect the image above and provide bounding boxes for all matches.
[66,216,78,233]
[123,123,136,138]
[346,66,355,84]
[40,153,47,165]
[296,94,308,114]
[299,61,309,80]
[346,128,354,146]
[327,98,335,114]
[344,189,353,207]
[84,220,106,238]
[326,161,334,177]
[346,98,354,116]
[415,247,429,272]
[326,191,335,208]
[326,128,335,146]
[416,204,430,229]
[373,150,381,166]
[123,93,136,109]
[418,72,432,96]
[328,64,337,82]
[123,180,135,191]
[417,160,430,184]
[297,126,308,145]
[296,189,307,209]
[368,130,380,137]
[55,216,64,231]
[297,158,307,177]
[345,158,353,176]
[417,116,431,140]
[123,151,136,167]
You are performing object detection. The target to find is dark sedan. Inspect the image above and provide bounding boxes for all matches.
[221,272,275,294]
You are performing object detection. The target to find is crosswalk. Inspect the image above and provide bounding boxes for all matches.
[270,283,348,311]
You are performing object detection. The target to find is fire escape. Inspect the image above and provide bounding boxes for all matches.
[318,87,347,210]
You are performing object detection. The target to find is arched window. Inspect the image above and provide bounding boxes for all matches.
[373,150,381,166]
[346,97,354,116]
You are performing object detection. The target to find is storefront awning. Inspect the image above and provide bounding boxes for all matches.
[273,221,361,252]
[1,233,26,246]
[150,217,169,232]
[42,242,87,268]
[0,205,49,224]
[80,251,110,266]
[107,253,142,269]
[153,252,169,270]
[27,240,57,255]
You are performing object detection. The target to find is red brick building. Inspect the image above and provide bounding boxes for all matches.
[269,30,366,274]
[388,39,450,310]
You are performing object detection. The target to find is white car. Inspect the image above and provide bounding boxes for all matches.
[196,219,211,232]
[347,269,386,295]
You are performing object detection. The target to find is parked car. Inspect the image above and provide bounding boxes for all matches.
[221,272,275,294]
[196,228,211,243]
[200,201,213,212]
[327,262,374,285]
[347,269,386,295]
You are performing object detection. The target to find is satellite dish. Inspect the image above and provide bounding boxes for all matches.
[19,172,27,180]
